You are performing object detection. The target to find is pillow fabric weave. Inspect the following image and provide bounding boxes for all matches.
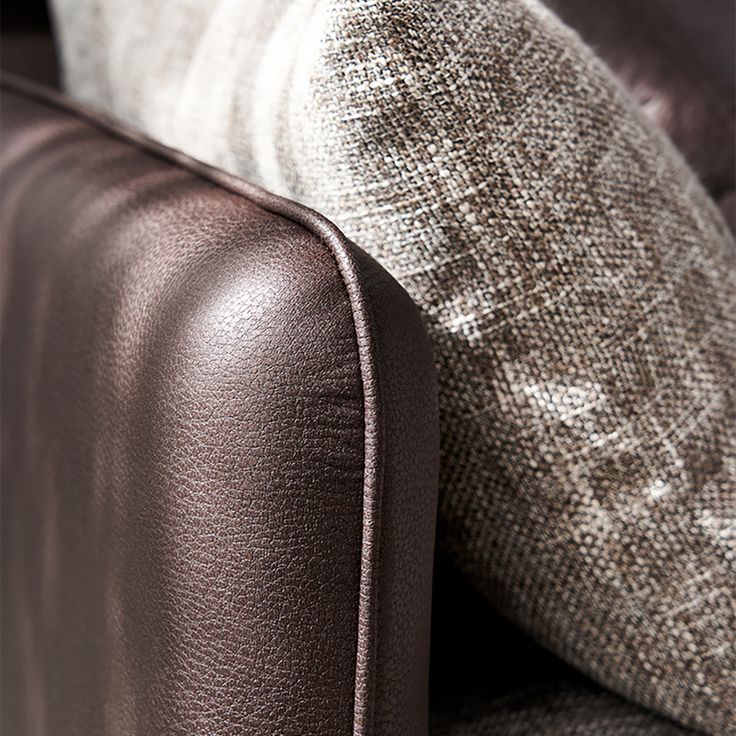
[430,680,694,736]
[52,0,736,732]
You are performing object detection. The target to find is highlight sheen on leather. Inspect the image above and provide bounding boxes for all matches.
[0,74,439,736]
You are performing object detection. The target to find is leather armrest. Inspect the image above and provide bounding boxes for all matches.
[0,74,439,736]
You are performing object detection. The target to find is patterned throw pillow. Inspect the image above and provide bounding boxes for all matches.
[52,0,736,732]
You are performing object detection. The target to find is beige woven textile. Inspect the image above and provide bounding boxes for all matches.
[52,0,736,732]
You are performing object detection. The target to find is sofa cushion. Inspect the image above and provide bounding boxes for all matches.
[0,74,438,736]
[50,1,736,732]
[545,0,735,206]
[430,679,694,736]
[429,557,697,735]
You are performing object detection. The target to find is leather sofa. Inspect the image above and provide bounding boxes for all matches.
[2,68,441,733]
[0,30,593,736]
[2,7,733,736]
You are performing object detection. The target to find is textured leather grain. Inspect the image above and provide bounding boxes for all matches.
[0,74,439,736]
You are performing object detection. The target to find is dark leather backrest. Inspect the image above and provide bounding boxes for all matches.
[1,75,439,736]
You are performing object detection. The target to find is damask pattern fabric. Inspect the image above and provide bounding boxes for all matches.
[51,0,736,732]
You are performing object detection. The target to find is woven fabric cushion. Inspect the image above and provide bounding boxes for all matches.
[430,679,694,736]
[52,0,736,731]
[545,0,735,205]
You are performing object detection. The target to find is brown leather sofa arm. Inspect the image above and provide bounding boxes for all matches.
[1,74,439,736]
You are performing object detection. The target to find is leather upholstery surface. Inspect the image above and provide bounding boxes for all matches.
[0,75,439,736]
[0,31,59,88]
